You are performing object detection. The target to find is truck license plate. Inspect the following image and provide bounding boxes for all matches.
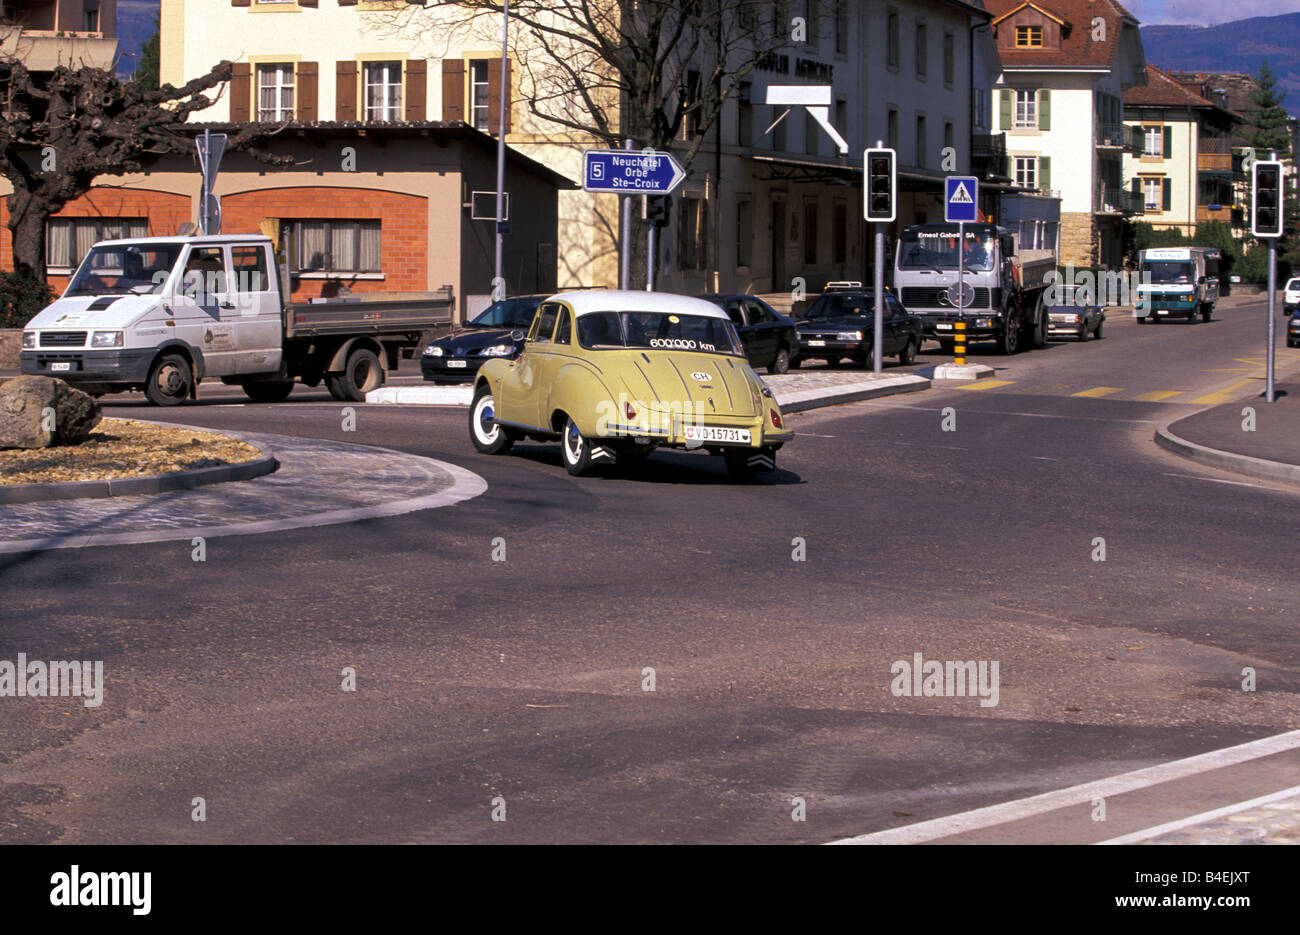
[446,360,467,368]
[936,324,952,331]
[50,362,71,372]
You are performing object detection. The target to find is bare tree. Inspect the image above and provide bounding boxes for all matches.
[0,60,284,282]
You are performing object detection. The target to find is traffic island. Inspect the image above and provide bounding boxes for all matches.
[932,363,995,381]
[0,419,277,504]
[1155,382,1300,486]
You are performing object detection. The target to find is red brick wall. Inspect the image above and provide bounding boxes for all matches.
[221,187,428,302]
[0,188,191,292]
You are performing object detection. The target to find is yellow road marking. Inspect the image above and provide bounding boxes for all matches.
[955,379,1016,391]
[1203,367,1258,373]
[1072,386,1123,398]
[1131,390,1184,402]
[1189,378,1256,405]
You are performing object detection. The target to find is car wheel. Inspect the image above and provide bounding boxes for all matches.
[939,338,955,354]
[1202,307,1212,323]
[560,415,595,476]
[724,447,775,482]
[787,354,802,369]
[242,380,295,403]
[769,346,791,375]
[898,336,917,365]
[144,353,192,406]
[1078,325,1088,341]
[1094,320,1104,339]
[468,383,514,455]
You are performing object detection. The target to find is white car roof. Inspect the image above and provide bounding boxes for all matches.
[92,235,272,247]
[549,290,728,319]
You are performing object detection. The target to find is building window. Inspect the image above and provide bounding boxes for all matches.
[737,200,752,268]
[832,201,847,264]
[1015,25,1043,47]
[835,0,847,54]
[886,11,899,69]
[47,218,147,271]
[915,22,927,77]
[678,197,707,271]
[1014,89,1037,129]
[470,60,491,130]
[680,70,702,140]
[1014,156,1037,189]
[803,200,818,265]
[805,0,818,46]
[915,115,926,168]
[944,120,954,154]
[973,87,987,129]
[83,3,100,32]
[364,62,402,121]
[737,82,753,146]
[284,220,382,273]
[943,31,954,86]
[258,64,295,122]
[1143,126,1162,157]
[1142,177,1162,210]
[887,108,898,149]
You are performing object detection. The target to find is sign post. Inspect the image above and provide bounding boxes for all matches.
[195,130,227,236]
[864,145,896,374]
[944,176,979,356]
[584,146,686,290]
[1252,155,1283,402]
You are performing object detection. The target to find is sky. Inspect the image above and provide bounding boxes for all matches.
[1124,0,1300,26]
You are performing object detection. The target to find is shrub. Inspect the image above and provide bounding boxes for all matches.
[0,271,53,329]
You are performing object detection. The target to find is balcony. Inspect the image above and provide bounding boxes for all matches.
[1097,122,1141,154]
[1096,187,1144,215]
[971,132,1007,178]
[1196,204,1232,223]
[0,27,117,70]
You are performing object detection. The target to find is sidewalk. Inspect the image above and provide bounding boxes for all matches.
[1157,381,1300,485]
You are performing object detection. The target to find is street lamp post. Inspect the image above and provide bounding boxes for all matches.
[493,0,509,300]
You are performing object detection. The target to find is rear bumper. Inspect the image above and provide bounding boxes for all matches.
[20,348,155,384]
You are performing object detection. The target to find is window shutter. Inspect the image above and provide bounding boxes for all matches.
[338,0,356,4]
[231,0,250,7]
[487,59,512,133]
[336,61,357,121]
[1162,125,1172,159]
[1038,89,1050,131]
[1131,177,1141,196]
[1038,156,1051,191]
[442,59,465,122]
[297,62,318,122]
[1161,177,1171,211]
[1005,154,1013,179]
[1000,89,1012,130]
[231,63,251,122]
[405,59,427,121]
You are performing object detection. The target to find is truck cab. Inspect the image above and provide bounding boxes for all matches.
[21,235,284,404]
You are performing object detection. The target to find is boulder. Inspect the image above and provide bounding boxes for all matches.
[0,376,101,449]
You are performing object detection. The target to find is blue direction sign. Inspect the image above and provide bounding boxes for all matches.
[944,175,979,223]
[583,150,686,194]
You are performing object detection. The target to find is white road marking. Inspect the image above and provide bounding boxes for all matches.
[1160,472,1260,488]
[1094,783,1300,845]
[1031,456,1060,462]
[827,729,1300,845]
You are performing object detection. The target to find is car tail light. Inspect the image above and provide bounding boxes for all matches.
[769,408,783,429]
[625,401,637,420]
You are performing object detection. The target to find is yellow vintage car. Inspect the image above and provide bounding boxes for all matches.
[468,291,795,479]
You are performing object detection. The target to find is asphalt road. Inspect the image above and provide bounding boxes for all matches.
[3,297,1299,844]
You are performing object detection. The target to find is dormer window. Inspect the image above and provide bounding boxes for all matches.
[1016,25,1043,47]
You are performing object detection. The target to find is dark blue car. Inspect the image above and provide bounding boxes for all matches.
[421,295,546,383]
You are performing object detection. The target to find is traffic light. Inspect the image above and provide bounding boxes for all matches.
[645,194,671,229]
[865,147,896,223]
[1252,160,1283,238]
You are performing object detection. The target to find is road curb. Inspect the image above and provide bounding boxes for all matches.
[0,422,278,505]
[776,374,932,412]
[1154,418,1300,487]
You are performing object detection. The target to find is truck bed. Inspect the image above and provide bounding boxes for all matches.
[286,287,455,338]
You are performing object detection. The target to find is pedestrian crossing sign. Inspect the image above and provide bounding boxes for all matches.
[945,176,979,223]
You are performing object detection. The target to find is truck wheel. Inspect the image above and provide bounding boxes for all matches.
[768,346,791,375]
[1031,304,1048,348]
[144,353,192,406]
[998,316,1019,355]
[329,348,383,402]
[939,338,955,354]
[1201,306,1212,323]
[559,415,594,476]
[468,383,513,455]
[242,381,295,403]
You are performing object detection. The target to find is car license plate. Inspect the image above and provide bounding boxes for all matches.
[683,425,751,444]
[50,362,71,372]
[936,323,952,331]
[446,360,467,368]
[807,339,826,347]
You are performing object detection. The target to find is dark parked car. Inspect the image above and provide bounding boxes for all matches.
[421,295,547,383]
[795,290,922,367]
[1288,310,1300,348]
[698,294,799,374]
[1046,284,1105,341]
